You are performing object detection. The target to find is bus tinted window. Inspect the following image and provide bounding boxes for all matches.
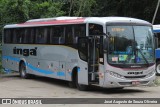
[23,28,35,44]
[89,24,103,35]
[65,25,73,44]
[46,27,50,44]
[12,29,24,44]
[73,24,86,44]
[4,29,13,43]
[36,27,48,44]
[12,29,17,43]
[23,28,29,43]
[50,26,65,44]
[4,24,86,45]
[19,29,25,43]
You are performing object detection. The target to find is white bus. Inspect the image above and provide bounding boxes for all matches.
[153,25,160,75]
[2,17,156,91]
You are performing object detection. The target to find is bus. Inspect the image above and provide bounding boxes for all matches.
[2,17,156,91]
[153,25,160,75]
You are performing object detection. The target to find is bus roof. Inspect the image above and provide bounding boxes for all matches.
[153,25,160,33]
[4,16,151,28]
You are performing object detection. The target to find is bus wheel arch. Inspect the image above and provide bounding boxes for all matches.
[19,60,29,79]
[68,67,77,88]
[70,67,88,91]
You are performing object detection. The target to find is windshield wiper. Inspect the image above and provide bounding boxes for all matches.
[136,48,149,67]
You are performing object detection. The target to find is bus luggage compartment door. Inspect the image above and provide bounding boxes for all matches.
[59,61,66,80]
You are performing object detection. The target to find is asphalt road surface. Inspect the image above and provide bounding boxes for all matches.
[0,73,160,107]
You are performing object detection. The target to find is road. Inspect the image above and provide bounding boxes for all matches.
[0,73,160,107]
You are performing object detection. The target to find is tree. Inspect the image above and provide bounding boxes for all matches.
[93,0,160,24]
[29,0,65,19]
[3,0,30,23]
[65,0,96,16]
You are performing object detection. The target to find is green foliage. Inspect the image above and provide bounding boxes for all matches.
[93,0,159,24]
[0,0,160,24]
[73,0,96,16]
[0,0,160,38]
[65,0,96,16]
[0,0,66,39]
[29,0,65,19]
[3,0,30,23]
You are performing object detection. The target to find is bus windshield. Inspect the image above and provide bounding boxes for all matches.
[106,26,155,66]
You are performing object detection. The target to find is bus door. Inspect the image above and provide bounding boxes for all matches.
[78,36,103,84]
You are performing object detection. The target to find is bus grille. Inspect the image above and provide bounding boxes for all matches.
[124,75,146,79]
[118,81,149,86]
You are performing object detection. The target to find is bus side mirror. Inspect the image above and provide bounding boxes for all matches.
[103,38,108,52]
[97,36,104,55]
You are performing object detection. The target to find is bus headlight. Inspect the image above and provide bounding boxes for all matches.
[146,70,155,78]
[107,71,124,79]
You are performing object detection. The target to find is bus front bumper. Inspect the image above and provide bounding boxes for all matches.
[102,72,156,88]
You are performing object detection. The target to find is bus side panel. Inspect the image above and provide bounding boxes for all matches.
[98,64,105,86]
[65,50,79,81]
[26,58,57,78]
[2,44,19,72]
[78,60,88,85]
[65,62,74,81]
[2,44,80,82]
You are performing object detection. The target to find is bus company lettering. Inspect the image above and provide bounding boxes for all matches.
[13,47,37,56]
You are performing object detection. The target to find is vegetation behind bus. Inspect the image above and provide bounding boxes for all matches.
[0,0,160,39]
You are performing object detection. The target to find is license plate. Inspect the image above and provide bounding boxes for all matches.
[132,81,140,85]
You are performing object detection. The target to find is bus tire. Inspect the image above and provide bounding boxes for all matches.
[19,62,29,79]
[156,61,160,76]
[76,73,88,91]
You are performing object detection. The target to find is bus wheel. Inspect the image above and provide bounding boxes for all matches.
[19,62,29,79]
[76,73,88,91]
[156,61,160,75]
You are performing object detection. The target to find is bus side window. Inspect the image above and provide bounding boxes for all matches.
[23,28,29,43]
[50,27,54,44]
[50,26,65,44]
[12,29,17,43]
[89,24,103,35]
[4,29,13,43]
[13,28,23,44]
[59,27,65,44]
[24,28,29,43]
[31,28,36,44]
[24,28,35,44]
[50,26,58,44]
[65,25,73,44]
[46,27,51,44]
[73,24,86,44]
[19,29,24,43]
[36,27,45,44]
